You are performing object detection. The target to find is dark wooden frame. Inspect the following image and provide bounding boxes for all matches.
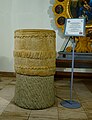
[55,59,92,79]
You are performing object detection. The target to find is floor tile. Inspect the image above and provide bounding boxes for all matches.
[0,85,15,101]
[58,107,88,120]
[29,107,58,120]
[0,78,13,90]
[0,115,28,120]
[3,102,31,116]
[56,87,78,100]
[29,116,58,120]
[82,101,92,111]
[54,79,70,88]
[0,101,31,120]
[85,110,92,120]
[0,97,10,115]
[74,83,92,102]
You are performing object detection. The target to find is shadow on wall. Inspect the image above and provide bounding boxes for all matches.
[47,0,70,52]
[0,56,14,72]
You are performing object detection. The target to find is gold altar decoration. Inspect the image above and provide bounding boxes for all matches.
[52,0,92,53]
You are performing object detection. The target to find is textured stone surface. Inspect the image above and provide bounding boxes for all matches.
[14,29,56,76]
[14,74,55,109]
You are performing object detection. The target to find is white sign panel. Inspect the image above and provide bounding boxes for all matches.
[64,18,85,36]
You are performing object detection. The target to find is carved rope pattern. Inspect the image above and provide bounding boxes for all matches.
[14,50,56,59]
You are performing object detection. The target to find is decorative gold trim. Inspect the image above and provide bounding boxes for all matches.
[53,0,92,30]
[52,0,71,31]
[52,0,92,53]
[66,0,71,18]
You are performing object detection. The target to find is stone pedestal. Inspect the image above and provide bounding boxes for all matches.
[14,74,55,109]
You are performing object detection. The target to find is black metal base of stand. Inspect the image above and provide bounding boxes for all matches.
[61,100,81,109]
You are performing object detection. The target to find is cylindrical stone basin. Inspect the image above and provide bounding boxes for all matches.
[14,29,56,109]
[14,29,56,76]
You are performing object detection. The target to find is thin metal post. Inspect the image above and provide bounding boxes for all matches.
[70,37,75,102]
[61,36,81,108]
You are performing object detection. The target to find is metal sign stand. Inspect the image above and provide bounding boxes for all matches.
[60,37,81,109]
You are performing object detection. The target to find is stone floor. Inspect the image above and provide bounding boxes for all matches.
[0,76,92,120]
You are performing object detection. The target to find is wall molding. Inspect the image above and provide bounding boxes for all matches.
[0,71,16,77]
[54,71,92,79]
